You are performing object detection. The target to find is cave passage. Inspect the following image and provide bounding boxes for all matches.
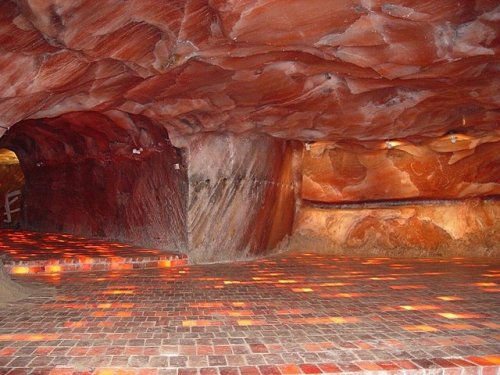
[0,0,499,373]
[0,148,25,229]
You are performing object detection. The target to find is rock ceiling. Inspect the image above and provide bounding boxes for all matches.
[0,0,499,144]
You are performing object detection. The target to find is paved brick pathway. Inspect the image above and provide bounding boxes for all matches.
[0,230,186,275]
[0,251,499,374]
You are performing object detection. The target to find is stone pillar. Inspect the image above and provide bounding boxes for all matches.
[180,132,295,263]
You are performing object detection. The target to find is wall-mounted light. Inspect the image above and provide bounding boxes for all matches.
[132,147,143,155]
[385,140,403,149]
[305,143,311,151]
[450,134,457,144]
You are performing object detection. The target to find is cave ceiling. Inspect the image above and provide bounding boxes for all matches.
[0,0,499,145]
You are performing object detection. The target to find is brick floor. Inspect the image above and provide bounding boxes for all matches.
[1,244,499,374]
[0,230,187,275]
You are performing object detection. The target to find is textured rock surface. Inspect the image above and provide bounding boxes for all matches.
[0,112,188,251]
[292,199,500,257]
[180,133,296,263]
[302,136,500,202]
[0,1,498,141]
[0,1,498,259]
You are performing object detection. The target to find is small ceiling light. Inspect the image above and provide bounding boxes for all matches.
[450,134,457,144]
[305,143,311,151]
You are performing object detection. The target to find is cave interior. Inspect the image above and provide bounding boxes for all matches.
[0,1,499,374]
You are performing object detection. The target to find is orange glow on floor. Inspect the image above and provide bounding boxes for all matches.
[474,282,497,287]
[292,287,314,292]
[158,260,171,267]
[437,296,464,301]
[45,265,61,273]
[403,325,438,332]
[237,320,266,326]
[64,321,87,328]
[390,285,427,290]
[0,230,187,275]
[438,312,484,319]
[399,305,440,311]
[10,266,30,274]
[102,290,135,295]
[182,320,222,327]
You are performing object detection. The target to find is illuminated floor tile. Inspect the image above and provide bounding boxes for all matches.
[0,238,498,374]
[0,229,187,275]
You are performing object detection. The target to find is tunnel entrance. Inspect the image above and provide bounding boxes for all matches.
[0,148,25,228]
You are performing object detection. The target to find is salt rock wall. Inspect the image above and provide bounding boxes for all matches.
[302,138,500,202]
[293,137,500,257]
[178,133,296,263]
[0,1,498,143]
[0,112,188,251]
[293,199,499,257]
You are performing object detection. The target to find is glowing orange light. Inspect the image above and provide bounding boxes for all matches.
[278,279,297,284]
[437,296,463,301]
[237,320,265,326]
[482,356,500,365]
[45,265,61,273]
[223,280,241,285]
[11,266,30,274]
[403,325,438,332]
[390,285,426,290]
[438,312,483,319]
[292,288,314,292]
[399,305,439,311]
[102,290,134,295]
[189,302,224,308]
[182,320,222,327]
[158,260,171,268]
[64,321,86,328]
[474,282,497,287]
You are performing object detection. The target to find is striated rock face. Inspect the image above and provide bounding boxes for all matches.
[302,137,500,203]
[0,1,498,141]
[180,133,296,263]
[0,1,498,259]
[293,199,500,257]
[0,112,189,251]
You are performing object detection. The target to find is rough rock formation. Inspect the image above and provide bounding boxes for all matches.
[0,1,498,260]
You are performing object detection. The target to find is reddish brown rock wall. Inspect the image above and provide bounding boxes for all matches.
[178,133,296,263]
[0,112,188,251]
[0,1,498,143]
[302,138,500,203]
[293,137,500,257]
[291,199,500,258]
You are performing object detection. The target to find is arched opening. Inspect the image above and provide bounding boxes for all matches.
[0,148,25,229]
